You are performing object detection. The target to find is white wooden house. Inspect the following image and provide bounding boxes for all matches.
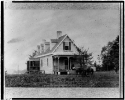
[27,31,80,74]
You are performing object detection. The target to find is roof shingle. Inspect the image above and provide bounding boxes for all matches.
[35,34,67,57]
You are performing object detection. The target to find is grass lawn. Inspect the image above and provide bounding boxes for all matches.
[5,71,119,87]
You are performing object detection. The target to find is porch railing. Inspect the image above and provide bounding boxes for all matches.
[59,69,67,72]
[53,65,68,72]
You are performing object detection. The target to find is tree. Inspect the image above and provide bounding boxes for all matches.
[110,35,119,72]
[94,61,97,67]
[101,35,119,71]
[29,50,38,59]
[75,47,93,69]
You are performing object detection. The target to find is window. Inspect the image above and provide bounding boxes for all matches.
[63,42,71,50]
[31,61,35,66]
[47,58,48,66]
[41,60,43,67]
[27,61,29,71]
[65,42,69,50]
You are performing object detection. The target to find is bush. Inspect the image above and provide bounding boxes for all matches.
[5,72,119,87]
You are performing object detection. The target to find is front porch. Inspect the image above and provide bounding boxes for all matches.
[52,55,78,75]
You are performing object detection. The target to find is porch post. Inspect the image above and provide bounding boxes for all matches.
[70,59,71,70]
[67,57,70,74]
[52,56,54,74]
[29,61,30,73]
[68,57,70,70]
[58,57,60,75]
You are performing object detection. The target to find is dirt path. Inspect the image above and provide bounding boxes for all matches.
[5,87,119,98]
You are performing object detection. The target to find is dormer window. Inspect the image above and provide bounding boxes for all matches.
[63,42,71,50]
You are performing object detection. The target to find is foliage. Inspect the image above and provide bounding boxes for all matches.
[96,65,102,71]
[94,61,97,67]
[5,71,119,87]
[75,47,93,69]
[101,35,119,71]
[94,62,101,71]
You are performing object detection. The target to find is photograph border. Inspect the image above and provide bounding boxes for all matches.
[1,1,124,99]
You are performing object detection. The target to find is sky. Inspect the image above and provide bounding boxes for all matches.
[4,2,120,74]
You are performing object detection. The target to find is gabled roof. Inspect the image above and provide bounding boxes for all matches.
[34,34,67,58]
[34,34,80,58]
[45,42,50,44]
[66,35,80,52]
[51,34,67,53]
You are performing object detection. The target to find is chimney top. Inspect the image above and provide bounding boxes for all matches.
[41,44,44,47]
[42,39,46,43]
[37,45,40,48]
[57,31,62,38]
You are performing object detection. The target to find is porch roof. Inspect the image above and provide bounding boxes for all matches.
[29,58,40,61]
[53,51,79,56]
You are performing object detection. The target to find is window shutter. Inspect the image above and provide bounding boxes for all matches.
[27,61,29,71]
[63,42,65,50]
[34,61,35,66]
[38,61,40,67]
[69,42,71,50]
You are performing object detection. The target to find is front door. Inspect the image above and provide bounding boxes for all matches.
[65,59,68,70]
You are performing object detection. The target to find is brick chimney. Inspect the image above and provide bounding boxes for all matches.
[40,44,44,53]
[37,45,40,55]
[57,31,62,38]
[40,39,46,53]
[44,42,50,52]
